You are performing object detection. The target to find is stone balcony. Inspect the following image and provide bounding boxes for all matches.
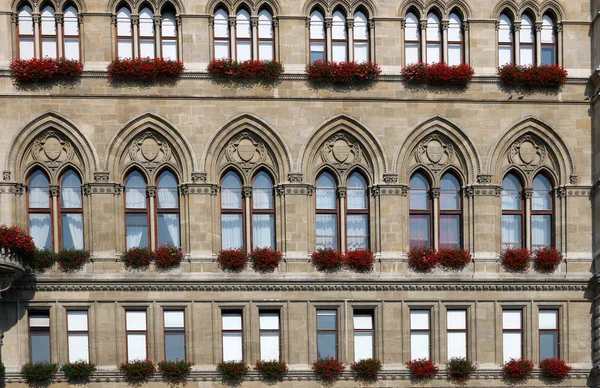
[0,247,24,297]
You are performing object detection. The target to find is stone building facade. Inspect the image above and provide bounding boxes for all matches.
[0,0,597,386]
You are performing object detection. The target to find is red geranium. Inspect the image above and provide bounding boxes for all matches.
[306,60,381,84]
[502,358,533,380]
[217,361,249,381]
[157,360,194,384]
[107,57,184,80]
[401,62,474,87]
[57,249,90,273]
[311,248,344,272]
[207,59,284,80]
[217,248,248,272]
[344,248,374,273]
[121,247,152,271]
[539,358,571,379]
[407,246,437,272]
[436,248,472,271]
[152,243,184,270]
[0,224,36,259]
[498,64,567,88]
[312,358,345,381]
[533,247,562,273]
[500,248,532,272]
[350,358,382,381]
[119,359,156,382]
[250,247,282,273]
[255,360,288,381]
[10,58,83,83]
[447,357,476,383]
[405,358,439,379]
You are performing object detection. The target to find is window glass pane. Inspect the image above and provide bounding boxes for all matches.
[317,310,336,329]
[214,9,229,37]
[411,332,430,359]
[30,313,50,328]
[447,310,466,330]
[539,310,557,329]
[440,174,460,210]
[499,45,512,65]
[520,15,534,43]
[237,40,251,61]
[448,332,467,359]
[354,12,368,40]
[61,171,82,208]
[127,311,147,330]
[158,214,180,247]
[532,175,552,210]
[502,174,521,210]
[439,215,460,249]
[223,333,243,361]
[222,172,242,209]
[353,314,373,329]
[499,14,513,42]
[139,8,154,37]
[19,6,34,35]
[410,173,429,210]
[117,8,132,36]
[503,310,522,329]
[31,334,51,363]
[310,11,325,39]
[503,332,521,362]
[502,215,522,249]
[332,11,346,39]
[448,13,462,41]
[347,214,368,250]
[20,38,35,59]
[520,46,534,66]
[541,15,555,43]
[158,172,178,208]
[42,38,57,58]
[41,6,56,35]
[410,215,430,249]
[68,334,89,362]
[126,172,146,209]
[540,332,558,359]
[426,13,440,41]
[221,214,243,249]
[259,41,273,60]
[316,173,336,209]
[258,10,273,38]
[332,42,347,62]
[62,213,84,250]
[140,40,155,58]
[162,40,177,60]
[426,43,440,64]
[30,214,52,250]
[29,171,50,208]
[260,313,279,329]
[253,214,274,249]
[165,311,184,329]
[162,12,177,37]
[253,172,273,209]
[410,310,429,329]
[354,43,368,63]
[236,10,251,38]
[405,44,419,64]
[64,38,80,60]
[260,332,280,360]
[165,333,185,361]
[317,332,337,359]
[126,214,148,249]
[127,334,147,361]
[311,42,325,62]
[354,332,373,361]
[541,47,555,65]
[222,313,242,330]
[448,45,462,66]
[348,173,367,209]
[405,13,419,41]
[68,311,88,330]
[531,215,551,250]
[214,41,229,59]
[316,214,337,249]
[118,39,133,58]
[64,7,79,35]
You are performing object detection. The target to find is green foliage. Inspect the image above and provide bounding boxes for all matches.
[60,361,97,383]
[20,362,58,386]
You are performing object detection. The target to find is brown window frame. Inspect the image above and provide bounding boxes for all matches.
[40,4,58,59]
[116,5,133,59]
[59,169,83,250]
[257,8,274,61]
[315,171,339,250]
[221,310,244,361]
[502,309,524,360]
[66,310,90,363]
[259,309,281,361]
[409,309,431,360]
[409,172,433,249]
[138,6,156,59]
[124,170,150,250]
[353,309,375,361]
[213,7,230,59]
[159,8,178,59]
[29,310,52,363]
[155,169,180,247]
[125,310,148,361]
[250,170,275,251]
[519,13,536,65]
[498,12,514,65]
[331,9,348,62]
[62,3,81,60]
[235,7,252,60]
[447,11,464,65]
[220,170,245,250]
[352,10,369,62]
[309,8,326,63]
[345,171,369,250]
[538,308,559,360]
[531,173,554,251]
[17,4,35,59]
[439,172,462,249]
[425,11,442,64]
[163,309,186,361]
[405,10,421,63]
[446,308,468,360]
[27,169,53,251]
[501,173,525,250]
[316,309,338,360]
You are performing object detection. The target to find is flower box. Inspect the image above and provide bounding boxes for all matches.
[306,60,381,84]
[255,360,288,381]
[9,58,83,83]
[407,246,437,273]
[0,224,36,258]
[107,57,184,80]
[500,248,532,272]
[405,358,438,379]
[21,362,58,386]
[311,248,344,272]
[152,243,184,270]
[539,358,571,379]
[28,249,57,273]
[119,360,156,382]
[250,247,283,273]
[436,248,472,271]
[502,358,533,380]
[121,247,153,271]
[312,358,345,381]
[533,247,562,273]
[350,358,382,381]
[207,59,284,80]
[216,360,249,381]
[401,62,474,87]
[157,360,194,384]
[57,249,90,273]
[498,64,567,88]
[344,248,374,273]
[217,248,248,272]
[447,357,476,383]
[60,361,96,383]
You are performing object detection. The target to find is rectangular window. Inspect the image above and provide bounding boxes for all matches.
[29,213,52,250]
[214,41,230,59]
[502,309,522,363]
[222,311,243,361]
[405,44,419,65]
[447,310,467,359]
[29,311,51,363]
[448,44,462,66]
[259,41,273,61]
[62,213,84,250]
[67,311,89,362]
[221,214,243,249]
[157,213,180,247]
[164,310,185,361]
[520,46,534,66]
[353,311,374,361]
[237,41,252,61]
[426,43,440,64]
[410,309,430,360]
[541,47,555,66]
[332,42,347,62]
[531,215,551,251]
[253,214,275,249]
[126,310,147,361]
[440,215,460,249]
[347,214,368,250]
[259,311,280,361]
[539,309,558,360]
[317,309,337,359]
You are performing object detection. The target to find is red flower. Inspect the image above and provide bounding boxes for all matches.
[0,224,36,259]
[435,248,472,271]
[350,358,382,381]
[119,359,156,382]
[9,58,83,83]
[401,62,474,87]
[157,360,194,384]
[217,248,248,272]
[312,358,345,381]
[533,247,562,273]
[498,64,567,88]
[152,243,184,270]
[539,358,571,379]
[447,357,476,383]
[207,59,284,80]
[217,360,249,381]
[405,358,439,379]
[305,60,381,84]
[502,358,533,380]
[311,248,344,272]
[250,247,282,273]
[255,360,288,381]
[121,247,153,270]
[107,57,184,80]
[500,248,532,272]
[57,249,90,273]
[407,246,437,272]
[344,248,374,273]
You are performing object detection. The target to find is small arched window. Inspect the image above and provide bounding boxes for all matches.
[28,170,52,250]
[221,171,244,249]
[236,8,252,61]
[161,9,178,60]
[531,174,553,250]
[60,170,83,250]
[405,12,420,64]
[310,9,326,62]
[213,8,230,59]
[347,172,368,249]
[258,9,274,60]
[426,12,441,64]
[139,6,155,57]
[316,172,338,249]
[63,5,80,60]
[117,6,133,58]
[439,173,461,249]
[18,4,34,59]
[501,173,523,249]
[41,5,57,58]
[252,171,275,249]
[331,10,347,62]
[157,171,180,247]
[541,14,556,65]
[409,173,431,248]
[447,12,463,65]
[498,12,513,65]
[519,13,535,66]
[125,171,149,249]
[353,10,368,62]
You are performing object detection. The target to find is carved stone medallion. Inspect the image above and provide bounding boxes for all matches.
[508,136,546,172]
[225,132,266,169]
[321,134,361,169]
[415,134,454,170]
[31,131,75,168]
[129,133,171,169]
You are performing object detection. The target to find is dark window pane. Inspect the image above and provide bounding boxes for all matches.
[410,215,430,248]
[317,332,337,359]
[165,333,185,361]
[317,310,336,329]
[540,332,557,359]
[541,47,554,65]
[30,333,51,363]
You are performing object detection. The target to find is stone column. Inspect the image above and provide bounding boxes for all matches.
[325,18,332,62]
[147,185,156,250]
[535,21,542,65]
[463,21,470,64]
[56,13,64,58]
[243,186,252,254]
[50,185,59,252]
[514,21,521,65]
[273,17,280,61]
[154,15,161,57]
[229,17,236,60]
[176,15,183,60]
[556,23,563,66]
[251,16,258,59]
[347,18,354,62]
[431,188,440,250]
[338,187,347,252]
[442,20,449,63]
[420,19,427,62]
[33,13,40,58]
[132,14,139,57]
[368,20,375,62]
[524,188,532,250]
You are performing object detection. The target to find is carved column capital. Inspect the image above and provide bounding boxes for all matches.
[229,16,236,27]
[146,185,156,197]
[242,186,252,198]
[419,20,427,30]
[131,15,139,25]
[441,20,449,30]
[325,18,332,28]
[55,13,64,24]
[523,188,533,199]
[430,187,441,198]
[3,171,11,182]
[251,16,258,27]
[49,185,59,197]
[337,187,347,198]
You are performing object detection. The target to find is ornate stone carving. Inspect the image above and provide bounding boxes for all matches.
[192,172,207,183]
[225,133,267,170]
[415,135,454,171]
[337,187,347,198]
[288,173,303,183]
[570,175,578,185]
[524,188,533,199]
[94,172,109,182]
[31,131,75,169]
[242,186,252,198]
[49,185,59,197]
[508,136,547,172]
[179,185,189,196]
[320,134,361,170]
[3,171,10,181]
[477,174,492,184]
[146,185,157,197]
[129,133,171,170]
[430,187,441,198]
[383,174,398,184]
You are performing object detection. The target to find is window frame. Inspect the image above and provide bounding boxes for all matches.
[251,170,275,251]
[259,309,281,361]
[519,13,536,66]
[331,9,348,62]
[220,170,245,250]
[531,173,554,251]
[62,4,81,61]
[438,172,462,249]
[124,170,150,250]
[66,309,90,363]
[257,8,274,60]
[221,310,244,362]
[235,7,252,61]
[540,13,556,65]
[163,309,186,361]
[116,6,134,58]
[352,10,369,63]
[345,171,369,250]
[502,309,524,362]
[17,4,35,59]
[29,310,52,363]
[404,10,421,64]
[447,11,464,65]
[501,172,525,250]
[498,12,514,65]
[446,308,468,360]
[309,8,326,63]
[213,7,230,59]
[409,172,433,249]
[40,4,58,59]
[538,308,559,360]
[59,169,84,250]
[125,310,148,362]
[138,6,156,58]
[353,309,375,362]
[316,309,338,360]
[409,309,431,360]
[155,169,180,247]
[425,11,442,64]
[27,169,53,251]
[160,8,178,60]
[315,171,339,250]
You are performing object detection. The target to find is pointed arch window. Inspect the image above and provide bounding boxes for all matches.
[426,12,441,64]
[139,7,155,58]
[405,12,420,64]
[161,9,177,60]
[214,8,230,59]
[353,10,368,63]
[531,174,553,251]
[41,5,57,58]
[63,5,80,60]
[409,173,432,249]
[156,171,180,247]
[447,12,463,65]
[117,6,133,58]
[316,172,338,249]
[541,14,556,65]
[347,172,368,249]
[310,9,326,62]
[519,14,535,66]
[331,10,347,62]
[498,13,513,65]
[236,8,252,61]
[18,4,35,59]
[28,170,52,250]
[221,171,244,249]
[252,171,275,249]
[258,9,274,60]
[439,173,461,249]
[60,170,83,250]
[125,171,149,249]
[502,173,523,249]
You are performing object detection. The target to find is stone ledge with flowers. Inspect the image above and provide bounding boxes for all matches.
[312,358,345,381]
[157,360,194,384]
[207,59,284,81]
[401,62,474,88]
[502,358,534,381]
[216,361,249,382]
[152,243,184,271]
[498,64,568,89]
[306,60,381,85]
[405,358,439,380]
[107,57,185,82]
[119,360,156,383]
[9,58,83,84]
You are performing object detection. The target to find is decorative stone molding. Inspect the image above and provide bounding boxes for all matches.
[146,185,157,197]
[337,187,347,198]
[85,183,121,195]
[430,187,441,198]
[49,185,59,197]
[320,134,362,171]
[128,132,172,171]
[508,135,547,172]
[3,171,11,181]
[0,183,22,195]
[471,185,502,196]
[523,187,533,199]
[192,172,207,183]
[288,173,303,183]
[242,186,252,198]
[185,184,219,196]
[464,187,474,197]
[477,174,492,184]
[225,132,267,170]
[282,184,313,196]
[383,174,398,184]
[370,186,380,196]
[94,172,110,182]
[565,186,592,197]
[379,185,408,196]
[31,131,75,169]
[570,175,578,185]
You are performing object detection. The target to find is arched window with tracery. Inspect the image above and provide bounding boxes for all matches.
[41,4,57,58]
[258,9,274,60]
[347,172,368,249]
[541,13,556,65]
[310,9,325,62]
[331,10,347,62]
[161,7,177,60]
[501,173,523,249]
[426,11,441,64]
[63,5,80,60]
[117,6,133,58]
[17,4,34,59]
[316,172,338,249]
[213,8,230,59]
[236,8,252,61]
[405,11,420,64]
[520,13,535,66]
[531,174,553,250]
[498,12,513,65]
[353,10,369,62]
[156,171,180,247]
[221,171,244,249]
[409,173,432,248]
[439,172,461,249]
[447,12,463,65]
[125,171,149,249]
[139,6,155,57]
[252,171,275,249]
[28,170,52,250]
[60,170,83,250]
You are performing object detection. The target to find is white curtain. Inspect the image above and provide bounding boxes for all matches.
[29,187,50,208]
[64,213,84,249]
[316,214,337,249]
[62,187,82,208]
[158,214,180,247]
[126,214,147,249]
[502,215,522,249]
[252,214,274,249]
[158,187,178,208]
[531,215,550,249]
[222,214,243,249]
[347,214,368,249]
[30,214,52,250]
